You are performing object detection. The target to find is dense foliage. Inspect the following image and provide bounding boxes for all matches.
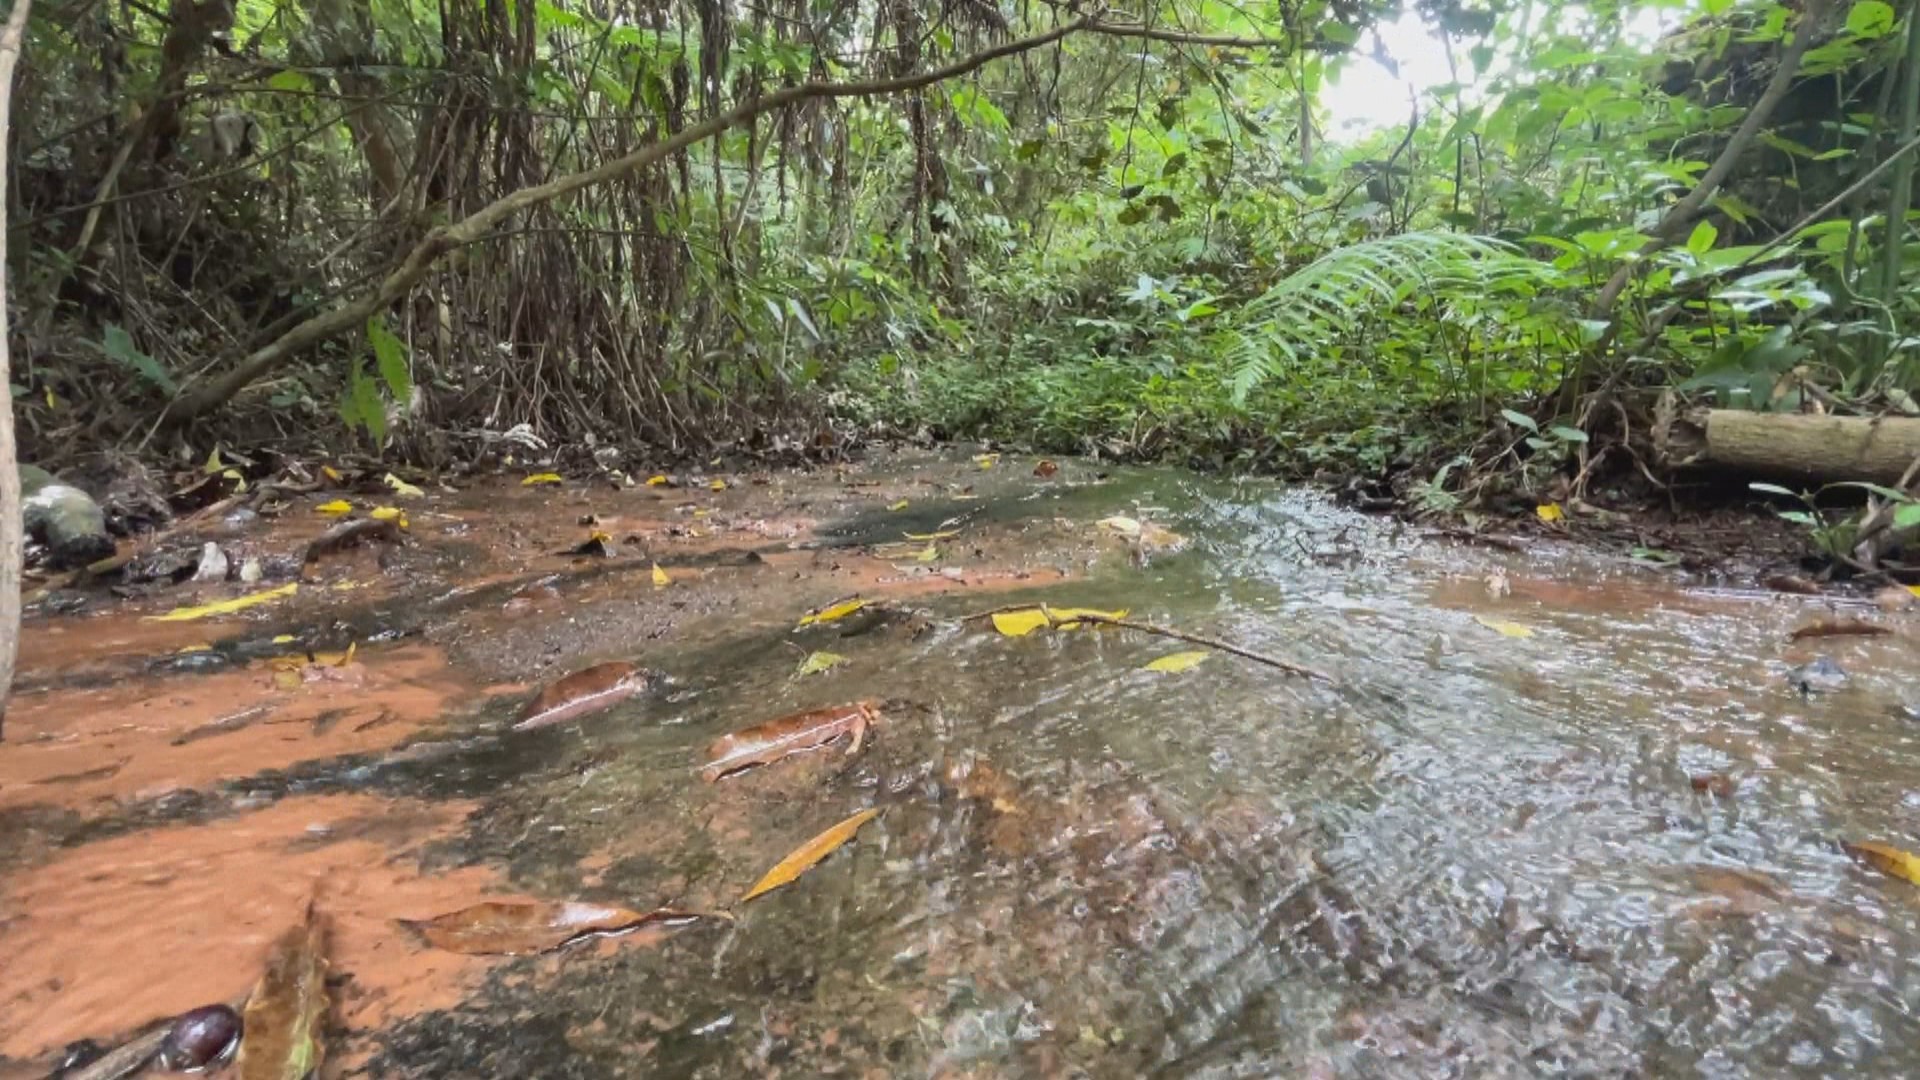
[7,0,1918,495]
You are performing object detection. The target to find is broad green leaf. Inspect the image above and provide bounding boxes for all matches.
[1500,409,1539,434]
[1847,0,1896,37]
[368,316,412,403]
[1686,220,1718,255]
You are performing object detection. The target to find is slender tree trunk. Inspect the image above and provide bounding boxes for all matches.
[0,0,36,738]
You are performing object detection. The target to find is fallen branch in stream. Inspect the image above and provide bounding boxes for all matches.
[959,604,1334,683]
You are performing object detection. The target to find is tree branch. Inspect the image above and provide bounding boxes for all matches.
[1590,0,1832,320]
[0,0,38,737]
[164,16,1100,424]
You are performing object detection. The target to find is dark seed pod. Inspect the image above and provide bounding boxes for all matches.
[155,1004,242,1072]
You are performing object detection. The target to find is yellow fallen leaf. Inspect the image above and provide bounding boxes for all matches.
[1907,584,1920,599]
[916,543,939,563]
[221,468,248,493]
[991,606,1129,637]
[177,643,213,654]
[742,808,881,903]
[692,508,710,519]
[316,499,352,515]
[796,651,848,676]
[1536,503,1564,523]
[974,454,1000,469]
[147,582,299,622]
[272,634,296,644]
[1845,840,1920,887]
[1474,615,1534,638]
[904,530,958,541]
[888,499,909,511]
[321,465,344,483]
[646,474,669,487]
[709,479,728,491]
[204,447,224,474]
[370,506,409,528]
[798,598,866,627]
[1145,650,1210,673]
[652,563,671,588]
[522,473,563,486]
[385,472,425,498]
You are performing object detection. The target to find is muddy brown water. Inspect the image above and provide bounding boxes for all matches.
[4,449,1920,1077]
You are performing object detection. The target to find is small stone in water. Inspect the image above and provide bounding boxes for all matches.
[156,1004,242,1071]
[1786,656,1848,694]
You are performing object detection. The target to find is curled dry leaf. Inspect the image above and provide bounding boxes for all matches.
[147,582,300,622]
[1033,459,1059,478]
[797,597,866,627]
[1788,618,1893,642]
[701,701,877,782]
[237,904,328,1080]
[1843,840,1920,887]
[400,901,713,956]
[742,808,882,903]
[303,517,402,564]
[991,606,1129,637]
[515,662,653,731]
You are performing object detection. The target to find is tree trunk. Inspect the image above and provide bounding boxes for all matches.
[1659,408,1920,486]
[0,0,37,738]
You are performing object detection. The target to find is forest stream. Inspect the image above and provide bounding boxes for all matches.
[3,449,1919,1078]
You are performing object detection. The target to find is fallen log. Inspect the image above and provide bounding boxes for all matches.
[1659,408,1920,487]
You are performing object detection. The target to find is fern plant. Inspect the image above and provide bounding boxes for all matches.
[1218,232,1561,402]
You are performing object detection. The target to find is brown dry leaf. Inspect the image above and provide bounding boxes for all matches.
[1689,773,1735,798]
[237,904,328,1080]
[1763,574,1823,596]
[515,662,652,731]
[741,808,881,903]
[1033,460,1059,478]
[1788,618,1893,642]
[400,901,711,955]
[303,517,402,564]
[1843,840,1920,887]
[702,702,875,782]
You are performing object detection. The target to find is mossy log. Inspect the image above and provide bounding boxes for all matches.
[1660,408,1920,486]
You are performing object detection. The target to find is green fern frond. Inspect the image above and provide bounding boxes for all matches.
[1227,232,1555,401]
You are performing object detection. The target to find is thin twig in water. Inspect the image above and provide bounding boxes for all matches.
[1062,610,1333,683]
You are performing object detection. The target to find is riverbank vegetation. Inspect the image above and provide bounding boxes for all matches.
[6,0,1920,518]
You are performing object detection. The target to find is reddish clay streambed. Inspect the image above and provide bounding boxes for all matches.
[4,450,1920,1077]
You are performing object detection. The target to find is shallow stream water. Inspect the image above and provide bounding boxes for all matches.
[3,450,1918,1078]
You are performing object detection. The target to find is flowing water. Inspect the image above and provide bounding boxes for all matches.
[3,450,1919,1078]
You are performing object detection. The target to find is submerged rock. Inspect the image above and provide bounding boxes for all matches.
[1786,656,1848,694]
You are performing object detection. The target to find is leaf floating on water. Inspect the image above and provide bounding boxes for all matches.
[1033,459,1059,478]
[237,905,328,1080]
[400,901,712,956]
[522,473,563,486]
[991,606,1129,637]
[514,662,652,731]
[798,597,866,627]
[1535,503,1564,523]
[1473,615,1534,638]
[1789,618,1893,642]
[1097,515,1142,538]
[148,582,300,622]
[742,808,882,903]
[796,651,848,676]
[915,543,940,563]
[903,529,959,541]
[1844,840,1920,887]
[888,499,909,511]
[702,703,876,782]
[974,453,1000,469]
[384,473,424,498]
[315,499,352,515]
[303,517,403,564]
[651,562,671,587]
[1145,650,1210,673]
